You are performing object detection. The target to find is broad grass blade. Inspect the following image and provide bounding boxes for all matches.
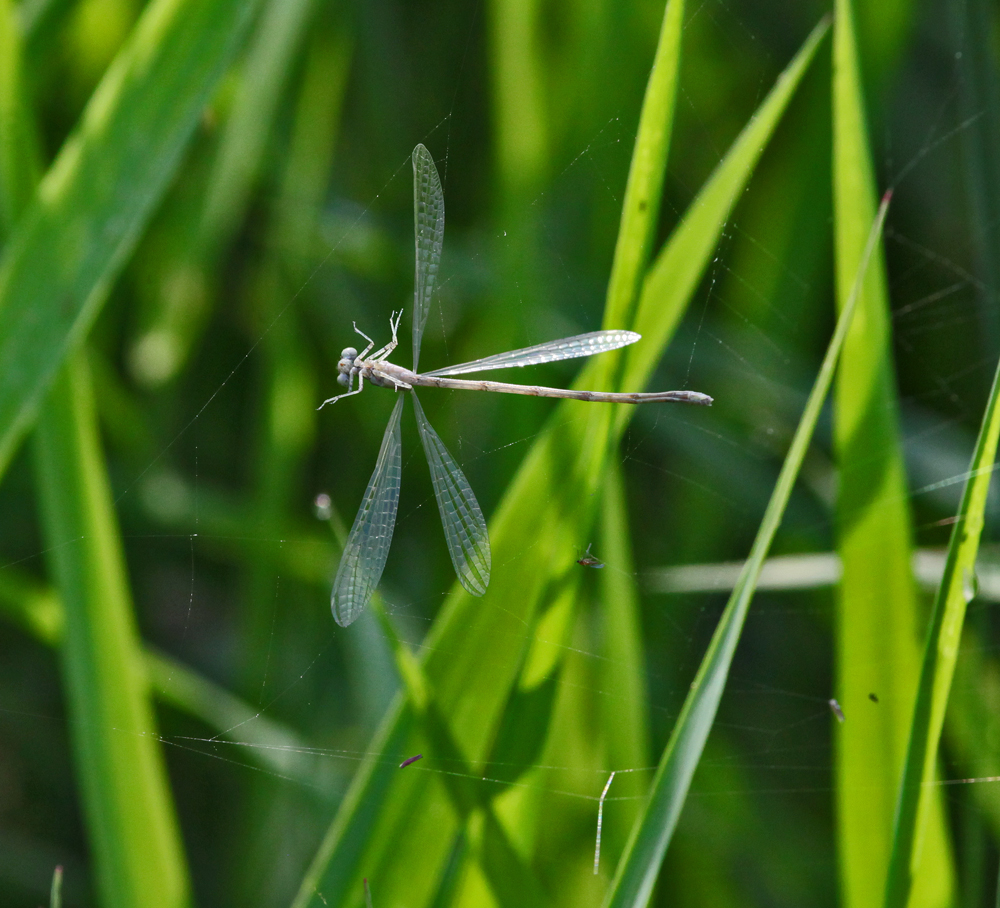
[291,14,825,907]
[602,192,891,908]
[332,397,404,626]
[412,392,491,597]
[6,13,191,905]
[832,2,955,904]
[0,0,261,479]
[368,598,549,908]
[34,354,191,908]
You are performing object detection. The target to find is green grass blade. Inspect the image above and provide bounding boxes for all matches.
[601,193,890,908]
[595,463,651,864]
[882,288,1000,907]
[602,0,684,332]
[34,353,191,908]
[292,19,825,908]
[489,0,548,201]
[369,598,549,908]
[0,0,41,235]
[5,14,190,903]
[832,2,954,904]
[0,0,261,478]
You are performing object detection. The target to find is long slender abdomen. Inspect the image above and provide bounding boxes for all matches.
[416,375,712,405]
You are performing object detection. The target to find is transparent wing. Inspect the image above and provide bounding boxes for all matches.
[412,392,491,596]
[331,397,404,626]
[422,329,641,377]
[412,144,444,373]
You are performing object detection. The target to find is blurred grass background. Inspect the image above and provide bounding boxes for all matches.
[0,0,998,906]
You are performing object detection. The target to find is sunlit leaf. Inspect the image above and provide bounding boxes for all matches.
[0,0,261,477]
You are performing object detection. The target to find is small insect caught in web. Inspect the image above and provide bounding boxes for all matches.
[829,698,846,723]
[399,753,423,769]
[576,543,605,569]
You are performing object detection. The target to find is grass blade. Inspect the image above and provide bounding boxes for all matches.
[882,273,1000,908]
[832,1,954,903]
[199,0,317,248]
[0,0,261,478]
[34,354,191,908]
[489,0,548,200]
[5,12,190,903]
[602,0,684,332]
[369,598,549,908]
[0,0,41,234]
[596,463,651,859]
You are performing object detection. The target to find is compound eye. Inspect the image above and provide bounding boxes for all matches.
[336,373,349,387]
[338,347,358,375]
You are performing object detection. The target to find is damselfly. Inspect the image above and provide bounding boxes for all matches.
[321,145,711,626]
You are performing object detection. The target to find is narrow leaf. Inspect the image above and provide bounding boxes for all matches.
[602,0,685,332]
